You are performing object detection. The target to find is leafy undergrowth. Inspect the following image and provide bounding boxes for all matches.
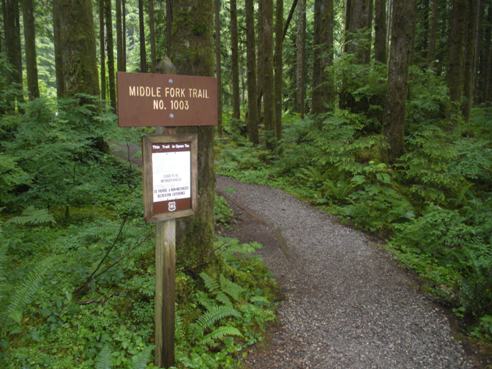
[0,97,276,368]
[216,104,492,343]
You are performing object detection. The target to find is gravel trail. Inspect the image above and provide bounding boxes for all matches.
[217,176,475,369]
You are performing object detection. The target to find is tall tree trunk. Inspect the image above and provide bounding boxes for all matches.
[447,0,467,105]
[462,0,480,121]
[214,0,222,134]
[344,0,372,64]
[122,0,126,70]
[21,0,39,100]
[22,0,39,100]
[99,0,106,102]
[116,0,123,71]
[245,0,259,143]
[274,0,283,138]
[171,0,218,273]
[283,0,298,41]
[374,0,387,63]
[138,0,147,72]
[312,0,334,114]
[263,0,275,146]
[427,0,439,67]
[295,0,306,117]
[55,0,99,97]
[149,0,157,71]
[3,0,23,110]
[53,1,64,97]
[384,0,416,161]
[257,0,264,120]
[230,0,240,121]
[479,1,492,102]
[166,0,173,56]
[105,0,116,107]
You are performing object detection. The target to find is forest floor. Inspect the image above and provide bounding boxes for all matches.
[217,176,486,369]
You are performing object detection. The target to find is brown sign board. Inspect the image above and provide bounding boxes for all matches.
[117,72,217,127]
[143,134,198,222]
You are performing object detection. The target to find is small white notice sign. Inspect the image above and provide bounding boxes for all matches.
[152,144,191,203]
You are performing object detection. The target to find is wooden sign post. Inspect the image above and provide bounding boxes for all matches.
[116,71,217,369]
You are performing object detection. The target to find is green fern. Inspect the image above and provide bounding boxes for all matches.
[131,346,152,369]
[5,256,58,324]
[201,326,242,346]
[8,206,55,226]
[96,345,112,369]
[220,274,244,302]
[199,272,219,294]
[196,305,241,330]
[215,291,233,306]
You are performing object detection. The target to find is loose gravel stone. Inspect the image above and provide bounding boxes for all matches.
[217,176,475,369]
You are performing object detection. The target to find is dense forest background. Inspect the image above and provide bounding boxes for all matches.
[1,0,492,368]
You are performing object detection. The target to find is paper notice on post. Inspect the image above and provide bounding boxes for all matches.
[152,144,191,203]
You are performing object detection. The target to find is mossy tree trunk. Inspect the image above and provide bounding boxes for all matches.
[230,0,241,122]
[104,0,115,107]
[312,0,334,114]
[262,0,275,147]
[138,0,147,72]
[344,0,372,64]
[462,0,480,121]
[214,0,222,134]
[447,0,467,105]
[245,0,259,144]
[122,0,126,70]
[274,0,283,138]
[295,0,306,117]
[171,0,218,273]
[98,0,106,102]
[21,0,39,100]
[427,0,439,67]
[148,0,157,71]
[2,0,23,110]
[54,0,99,97]
[384,0,416,162]
[374,0,387,64]
[116,0,123,71]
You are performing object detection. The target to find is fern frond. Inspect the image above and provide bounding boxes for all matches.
[196,291,216,311]
[8,207,55,226]
[220,274,244,302]
[131,346,151,369]
[199,272,219,294]
[250,295,270,305]
[196,305,241,330]
[215,292,233,306]
[6,256,58,324]
[96,345,112,369]
[201,326,242,346]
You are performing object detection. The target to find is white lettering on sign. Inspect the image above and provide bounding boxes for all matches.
[152,149,191,203]
[129,86,162,97]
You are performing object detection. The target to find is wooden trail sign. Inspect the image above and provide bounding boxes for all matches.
[117,71,217,369]
[117,72,218,127]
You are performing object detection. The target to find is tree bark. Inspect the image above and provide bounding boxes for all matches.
[462,0,480,121]
[295,0,306,117]
[149,0,157,71]
[427,0,439,67]
[122,0,126,70]
[282,0,298,42]
[171,0,218,273]
[384,0,416,161]
[215,0,222,134]
[166,0,173,56]
[374,0,387,64]
[263,0,275,146]
[105,0,116,107]
[53,1,64,97]
[99,0,106,102]
[274,0,283,138]
[116,0,123,71]
[3,0,23,110]
[447,0,467,104]
[344,0,372,64]
[245,0,259,143]
[21,0,39,100]
[230,0,240,121]
[257,0,264,119]
[138,0,147,72]
[55,0,99,97]
[312,0,334,114]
